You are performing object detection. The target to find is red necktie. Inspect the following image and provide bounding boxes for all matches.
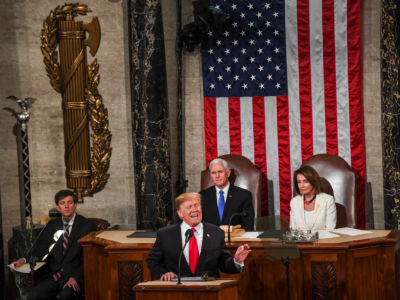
[189,227,199,274]
[62,224,70,253]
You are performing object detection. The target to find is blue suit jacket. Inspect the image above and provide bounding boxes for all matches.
[200,185,255,230]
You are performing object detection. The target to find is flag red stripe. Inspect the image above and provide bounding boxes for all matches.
[297,0,313,161]
[252,97,268,215]
[277,95,292,220]
[204,97,218,166]
[228,97,242,155]
[322,0,338,154]
[347,0,365,228]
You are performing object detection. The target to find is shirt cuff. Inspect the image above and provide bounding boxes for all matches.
[233,259,244,271]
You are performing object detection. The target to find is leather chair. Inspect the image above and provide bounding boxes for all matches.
[88,218,110,230]
[200,154,262,218]
[302,153,357,228]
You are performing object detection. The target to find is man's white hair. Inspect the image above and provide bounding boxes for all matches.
[209,158,229,169]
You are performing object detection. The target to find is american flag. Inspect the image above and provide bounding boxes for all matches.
[201,0,365,227]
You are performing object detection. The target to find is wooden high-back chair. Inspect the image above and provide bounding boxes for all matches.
[302,153,357,228]
[201,154,262,218]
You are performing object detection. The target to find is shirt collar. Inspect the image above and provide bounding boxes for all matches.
[181,220,203,231]
[216,182,230,196]
[63,213,76,227]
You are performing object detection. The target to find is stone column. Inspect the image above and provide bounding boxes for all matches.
[0,189,3,298]
[128,0,173,229]
[381,0,400,229]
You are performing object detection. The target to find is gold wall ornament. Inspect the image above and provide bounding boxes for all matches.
[40,3,112,202]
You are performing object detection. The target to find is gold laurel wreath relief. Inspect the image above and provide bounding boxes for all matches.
[40,3,111,200]
[84,60,111,196]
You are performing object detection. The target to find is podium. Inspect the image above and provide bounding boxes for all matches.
[80,230,400,299]
[134,279,238,300]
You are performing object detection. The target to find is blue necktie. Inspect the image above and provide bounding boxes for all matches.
[218,190,225,221]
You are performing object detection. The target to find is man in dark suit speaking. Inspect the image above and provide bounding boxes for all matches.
[10,190,97,299]
[200,158,255,230]
[147,192,251,281]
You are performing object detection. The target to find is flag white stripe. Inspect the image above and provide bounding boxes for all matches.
[309,0,326,154]
[335,0,352,165]
[285,0,302,190]
[264,96,280,215]
[240,97,255,163]
[216,97,230,156]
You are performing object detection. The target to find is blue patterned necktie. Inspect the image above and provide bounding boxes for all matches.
[218,190,225,221]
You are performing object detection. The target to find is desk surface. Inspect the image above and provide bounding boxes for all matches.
[94,229,392,246]
[134,279,238,291]
[80,229,400,300]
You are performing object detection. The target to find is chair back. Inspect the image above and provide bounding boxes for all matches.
[88,218,110,230]
[201,154,262,217]
[302,154,357,228]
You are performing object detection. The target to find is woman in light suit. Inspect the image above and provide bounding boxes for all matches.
[289,165,337,231]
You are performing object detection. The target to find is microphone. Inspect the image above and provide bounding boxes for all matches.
[24,219,51,262]
[177,229,193,284]
[228,211,247,243]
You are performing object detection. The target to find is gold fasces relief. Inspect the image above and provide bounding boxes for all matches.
[40,3,111,202]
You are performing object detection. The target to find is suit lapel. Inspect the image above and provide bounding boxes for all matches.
[174,223,191,273]
[51,218,64,260]
[312,196,322,226]
[297,197,308,229]
[196,222,209,273]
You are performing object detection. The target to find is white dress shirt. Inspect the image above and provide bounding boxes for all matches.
[304,209,315,229]
[63,213,76,232]
[215,183,230,206]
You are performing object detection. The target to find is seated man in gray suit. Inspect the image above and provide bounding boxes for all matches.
[147,192,251,280]
[200,158,255,230]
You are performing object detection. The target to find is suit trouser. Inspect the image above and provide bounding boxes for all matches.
[28,277,81,300]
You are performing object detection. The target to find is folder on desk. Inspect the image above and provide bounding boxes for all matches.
[126,231,157,238]
[257,229,286,239]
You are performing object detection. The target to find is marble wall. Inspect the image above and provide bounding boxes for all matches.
[0,0,135,273]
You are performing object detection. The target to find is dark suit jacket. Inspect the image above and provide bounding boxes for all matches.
[28,214,97,286]
[146,222,239,279]
[200,185,255,230]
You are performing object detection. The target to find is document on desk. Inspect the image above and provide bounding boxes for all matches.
[330,227,372,236]
[241,232,264,239]
[317,230,340,239]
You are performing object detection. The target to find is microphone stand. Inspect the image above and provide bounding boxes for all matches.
[24,220,50,261]
[177,229,193,284]
[23,220,50,292]
[28,256,39,287]
[227,211,247,243]
[281,256,291,300]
